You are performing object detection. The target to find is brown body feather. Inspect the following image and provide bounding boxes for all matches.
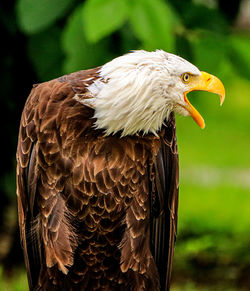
[16,69,179,290]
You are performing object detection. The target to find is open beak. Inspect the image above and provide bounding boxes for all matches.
[184,71,225,129]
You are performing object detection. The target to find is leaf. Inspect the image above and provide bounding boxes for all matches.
[62,4,114,74]
[82,0,128,43]
[16,0,73,34]
[129,0,178,51]
[28,26,64,81]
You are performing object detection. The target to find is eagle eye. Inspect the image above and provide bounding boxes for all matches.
[181,73,190,83]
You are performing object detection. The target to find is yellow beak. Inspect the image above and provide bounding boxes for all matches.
[184,71,225,129]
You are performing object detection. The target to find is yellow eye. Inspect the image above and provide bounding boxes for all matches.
[181,73,190,83]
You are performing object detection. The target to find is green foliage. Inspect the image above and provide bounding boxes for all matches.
[61,0,180,72]
[16,0,73,34]
[82,0,178,51]
[62,4,114,73]
[82,0,129,43]
[128,0,178,51]
[15,0,250,85]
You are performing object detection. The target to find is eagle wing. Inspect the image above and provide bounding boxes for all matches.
[16,69,100,289]
[151,114,179,291]
[16,84,41,288]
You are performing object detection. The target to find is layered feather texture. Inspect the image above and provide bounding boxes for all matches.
[17,53,179,291]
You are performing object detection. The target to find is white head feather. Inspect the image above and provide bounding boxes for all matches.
[81,50,201,136]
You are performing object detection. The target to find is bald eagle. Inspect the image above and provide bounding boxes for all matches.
[16,50,225,291]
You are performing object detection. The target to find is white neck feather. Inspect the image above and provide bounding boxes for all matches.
[77,50,200,136]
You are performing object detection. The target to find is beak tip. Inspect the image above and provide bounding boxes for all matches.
[220,95,225,106]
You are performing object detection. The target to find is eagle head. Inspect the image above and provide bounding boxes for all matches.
[84,50,225,136]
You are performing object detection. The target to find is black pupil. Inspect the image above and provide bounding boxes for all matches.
[184,74,188,80]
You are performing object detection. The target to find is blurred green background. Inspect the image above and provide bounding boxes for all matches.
[1,0,250,290]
